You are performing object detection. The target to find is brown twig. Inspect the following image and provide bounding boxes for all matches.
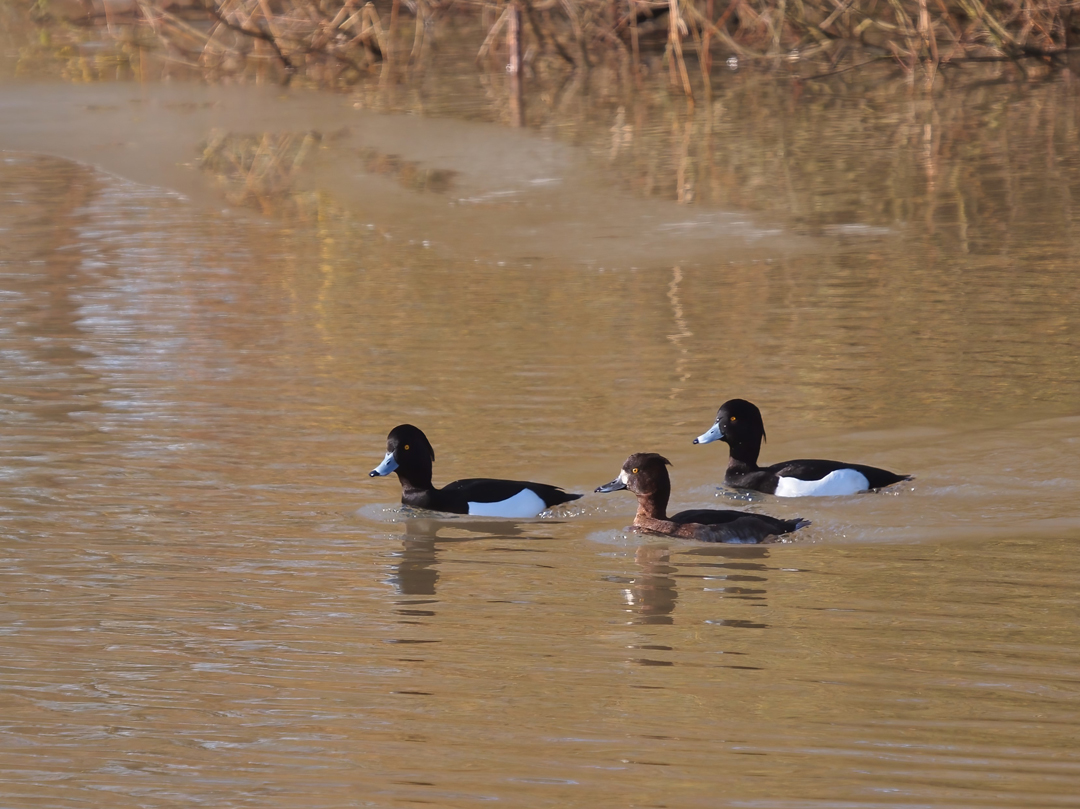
[201,0,296,73]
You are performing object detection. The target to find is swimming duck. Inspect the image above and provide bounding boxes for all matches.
[370,424,582,517]
[595,452,806,543]
[693,398,910,496]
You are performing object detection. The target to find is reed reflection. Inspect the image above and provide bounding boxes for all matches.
[1,155,103,423]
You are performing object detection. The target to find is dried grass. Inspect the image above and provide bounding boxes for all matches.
[21,0,1080,91]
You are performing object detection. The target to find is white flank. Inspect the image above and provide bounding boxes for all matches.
[695,423,722,444]
[372,451,398,476]
[774,468,870,497]
[468,488,548,518]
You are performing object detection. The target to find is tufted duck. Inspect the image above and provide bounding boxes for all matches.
[694,399,910,496]
[370,424,582,517]
[595,452,806,543]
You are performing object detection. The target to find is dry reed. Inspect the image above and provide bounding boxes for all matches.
[31,0,1080,91]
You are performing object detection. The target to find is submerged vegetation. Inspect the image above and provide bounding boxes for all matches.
[194,128,456,213]
[9,0,1080,94]
[197,129,325,211]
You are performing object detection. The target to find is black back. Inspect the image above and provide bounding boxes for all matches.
[761,459,909,490]
[434,478,581,512]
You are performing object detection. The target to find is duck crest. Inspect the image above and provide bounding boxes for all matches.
[719,399,767,469]
[387,424,436,496]
[621,452,672,521]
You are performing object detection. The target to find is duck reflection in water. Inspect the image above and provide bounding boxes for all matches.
[387,518,531,596]
[621,544,773,625]
[684,544,774,631]
[390,536,441,597]
[622,544,777,667]
[625,545,679,625]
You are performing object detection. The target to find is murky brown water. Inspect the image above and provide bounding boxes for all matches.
[2,69,1080,806]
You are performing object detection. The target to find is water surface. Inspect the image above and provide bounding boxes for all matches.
[1,71,1079,807]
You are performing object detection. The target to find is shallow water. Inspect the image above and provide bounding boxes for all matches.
[1,71,1079,807]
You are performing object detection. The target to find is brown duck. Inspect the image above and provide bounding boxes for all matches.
[595,452,807,544]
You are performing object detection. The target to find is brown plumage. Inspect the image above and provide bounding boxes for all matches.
[595,453,807,544]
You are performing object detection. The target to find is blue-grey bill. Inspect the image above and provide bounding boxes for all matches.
[693,423,722,444]
[595,477,628,493]
[370,451,398,477]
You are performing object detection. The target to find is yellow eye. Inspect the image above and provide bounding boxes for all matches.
[632,467,639,474]
[404,444,410,451]
[730,416,737,423]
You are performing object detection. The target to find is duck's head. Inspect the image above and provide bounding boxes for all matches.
[595,452,672,497]
[693,398,766,447]
[370,424,435,478]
